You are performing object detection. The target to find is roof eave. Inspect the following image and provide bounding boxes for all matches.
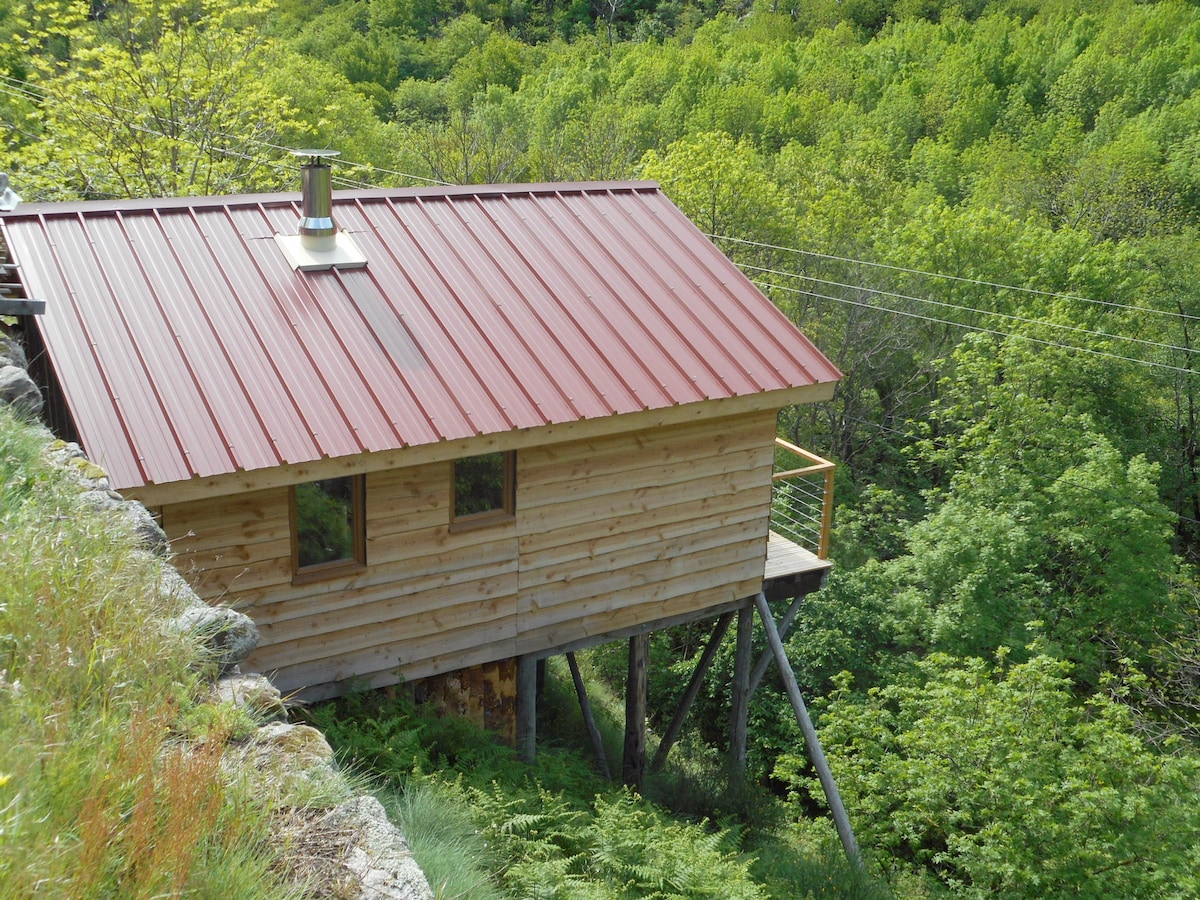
[125,382,837,508]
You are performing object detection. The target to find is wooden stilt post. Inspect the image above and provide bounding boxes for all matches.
[622,633,649,788]
[567,651,612,781]
[651,611,734,773]
[748,594,806,699]
[728,603,754,776]
[752,592,863,871]
[517,654,537,765]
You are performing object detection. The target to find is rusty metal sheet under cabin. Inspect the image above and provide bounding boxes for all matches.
[1,182,840,493]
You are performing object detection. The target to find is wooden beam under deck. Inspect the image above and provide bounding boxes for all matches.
[763,531,832,600]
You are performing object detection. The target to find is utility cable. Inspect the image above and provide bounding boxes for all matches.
[717,233,1200,325]
[740,262,1200,359]
[750,277,1197,376]
[0,73,453,188]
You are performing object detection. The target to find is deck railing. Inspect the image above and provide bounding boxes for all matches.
[771,439,835,560]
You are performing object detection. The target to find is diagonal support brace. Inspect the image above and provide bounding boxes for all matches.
[752,591,863,871]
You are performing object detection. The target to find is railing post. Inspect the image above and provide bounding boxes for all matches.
[819,467,835,560]
[773,438,836,561]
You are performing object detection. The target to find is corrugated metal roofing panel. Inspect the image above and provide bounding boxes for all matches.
[2,181,841,492]
[475,192,661,415]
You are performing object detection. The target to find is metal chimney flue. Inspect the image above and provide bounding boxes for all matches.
[296,149,339,247]
[275,148,367,271]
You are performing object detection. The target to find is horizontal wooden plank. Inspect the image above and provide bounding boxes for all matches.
[518,538,765,618]
[164,488,287,532]
[518,518,766,592]
[175,536,291,572]
[184,554,292,600]
[368,519,517,567]
[513,574,763,657]
[260,590,518,670]
[258,613,520,694]
[169,513,292,556]
[401,639,523,683]
[518,468,770,536]
[518,445,769,509]
[518,410,772,466]
[517,597,750,663]
[239,540,518,623]
[366,461,446,499]
[365,465,447,528]
[517,499,765,570]
[257,569,518,645]
[281,636,520,700]
[518,412,774,487]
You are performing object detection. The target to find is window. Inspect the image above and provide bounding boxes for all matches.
[452,451,515,526]
[291,475,365,580]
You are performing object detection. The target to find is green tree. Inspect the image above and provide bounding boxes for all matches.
[887,334,1178,678]
[5,0,300,199]
[780,651,1200,898]
[639,130,794,249]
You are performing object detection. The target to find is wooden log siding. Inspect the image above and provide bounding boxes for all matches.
[165,410,778,698]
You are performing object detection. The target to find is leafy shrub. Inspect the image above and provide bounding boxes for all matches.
[778,650,1200,898]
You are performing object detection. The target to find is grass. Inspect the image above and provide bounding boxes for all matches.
[0,405,298,898]
[383,783,507,900]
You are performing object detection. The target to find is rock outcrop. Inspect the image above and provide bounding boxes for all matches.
[0,321,433,900]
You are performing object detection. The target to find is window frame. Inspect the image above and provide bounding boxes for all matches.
[450,450,516,531]
[289,474,367,584]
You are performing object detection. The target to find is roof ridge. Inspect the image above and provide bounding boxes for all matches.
[2,180,664,219]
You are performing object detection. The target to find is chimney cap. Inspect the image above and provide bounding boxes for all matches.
[275,149,366,271]
[291,149,340,163]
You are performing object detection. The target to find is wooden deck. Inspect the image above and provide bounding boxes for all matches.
[764,530,832,599]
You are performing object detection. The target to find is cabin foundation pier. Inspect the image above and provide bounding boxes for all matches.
[517,655,537,765]
[728,604,754,776]
[622,634,649,788]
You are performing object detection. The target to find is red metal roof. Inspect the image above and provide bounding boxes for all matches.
[2,181,841,491]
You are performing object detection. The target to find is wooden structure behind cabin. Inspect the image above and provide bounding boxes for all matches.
[0,177,841,705]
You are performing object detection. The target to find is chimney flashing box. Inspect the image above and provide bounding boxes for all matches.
[275,150,368,272]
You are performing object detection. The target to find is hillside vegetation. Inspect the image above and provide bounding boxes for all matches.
[0,404,302,897]
[5,0,1200,894]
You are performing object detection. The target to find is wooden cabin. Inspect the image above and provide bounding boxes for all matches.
[0,168,841,712]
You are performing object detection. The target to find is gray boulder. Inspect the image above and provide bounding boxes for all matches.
[0,365,42,416]
[0,331,27,369]
[119,499,170,556]
[54,450,112,491]
[234,721,344,801]
[77,491,170,556]
[295,796,434,900]
[213,672,286,721]
[169,604,260,673]
[147,559,206,612]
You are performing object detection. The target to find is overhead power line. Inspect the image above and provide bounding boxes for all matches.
[0,73,453,188]
[739,262,1200,359]
[716,233,1200,325]
[749,277,1197,376]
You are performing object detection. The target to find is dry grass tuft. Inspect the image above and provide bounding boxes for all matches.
[268,805,364,899]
